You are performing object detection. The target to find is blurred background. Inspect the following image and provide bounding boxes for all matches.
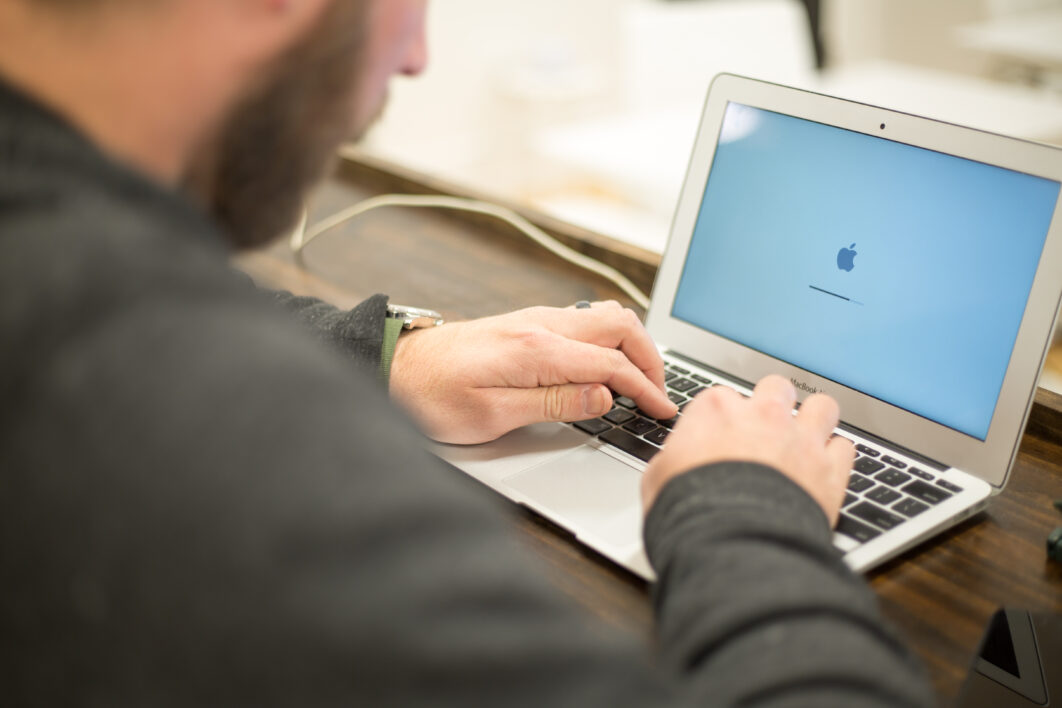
[352,0,1062,388]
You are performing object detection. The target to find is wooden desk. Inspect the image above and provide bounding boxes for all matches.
[235,154,1062,707]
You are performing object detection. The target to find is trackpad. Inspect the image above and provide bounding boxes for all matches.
[502,446,643,548]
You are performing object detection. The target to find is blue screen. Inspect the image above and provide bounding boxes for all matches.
[672,102,1060,440]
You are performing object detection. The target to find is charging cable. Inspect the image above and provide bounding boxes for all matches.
[289,194,651,309]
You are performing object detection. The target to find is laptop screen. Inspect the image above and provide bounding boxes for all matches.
[672,102,1061,440]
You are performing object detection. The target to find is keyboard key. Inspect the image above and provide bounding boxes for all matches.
[664,371,678,381]
[623,417,657,436]
[668,365,690,375]
[669,378,698,393]
[842,493,858,508]
[656,416,679,429]
[603,408,636,425]
[692,374,713,385]
[573,418,611,436]
[836,514,882,543]
[893,497,930,518]
[866,486,902,505]
[855,444,880,457]
[644,427,670,446]
[875,468,912,487]
[667,391,687,405]
[600,428,660,463]
[901,480,952,505]
[847,473,874,493]
[854,457,886,475]
[881,455,907,469]
[687,386,707,397]
[613,396,637,409]
[936,479,964,493]
[908,467,933,481]
[849,501,905,530]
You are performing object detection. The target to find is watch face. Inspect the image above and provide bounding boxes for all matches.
[387,304,444,329]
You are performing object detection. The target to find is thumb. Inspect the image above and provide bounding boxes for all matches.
[502,383,613,430]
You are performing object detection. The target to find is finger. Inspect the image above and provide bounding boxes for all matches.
[527,306,668,393]
[680,382,740,419]
[794,393,841,440]
[495,382,613,429]
[583,306,668,392]
[566,299,623,310]
[823,436,856,525]
[752,375,797,411]
[528,336,677,420]
[827,435,856,475]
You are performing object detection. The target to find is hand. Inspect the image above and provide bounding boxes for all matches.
[389,301,679,444]
[642,375,854,525]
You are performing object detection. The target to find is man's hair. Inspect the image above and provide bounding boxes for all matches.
[21,0,161,14]
[24,0,126,7]
[25,0,149,5]
[22,0,169,14]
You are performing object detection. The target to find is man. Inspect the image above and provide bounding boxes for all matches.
[0,1,932,706]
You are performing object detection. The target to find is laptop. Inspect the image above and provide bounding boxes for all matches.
[435,74,1062,579]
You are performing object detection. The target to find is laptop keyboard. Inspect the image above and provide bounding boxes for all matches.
[572,360,966,547]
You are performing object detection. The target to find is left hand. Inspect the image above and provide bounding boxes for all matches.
[642,375,854,525]
[389,301,678,444]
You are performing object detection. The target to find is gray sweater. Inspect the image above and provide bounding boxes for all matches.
[0,77,933,707]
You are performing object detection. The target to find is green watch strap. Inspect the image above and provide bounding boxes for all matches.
[379,316,404,385]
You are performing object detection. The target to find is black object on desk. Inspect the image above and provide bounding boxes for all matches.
[955,608,1061,707]
[1049,499,1062,563]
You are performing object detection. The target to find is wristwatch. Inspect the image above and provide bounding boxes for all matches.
[386,304,445,330]
[379,304,445,384]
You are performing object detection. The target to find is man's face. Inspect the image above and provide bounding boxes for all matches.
[185,0,429,250]
[351,0,429,133]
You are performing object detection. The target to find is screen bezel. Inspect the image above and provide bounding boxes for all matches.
[645,73,1062,489]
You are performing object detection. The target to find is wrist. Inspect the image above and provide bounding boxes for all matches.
[380,304,444,387]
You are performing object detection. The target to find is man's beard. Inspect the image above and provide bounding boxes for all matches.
[183,2,371,250]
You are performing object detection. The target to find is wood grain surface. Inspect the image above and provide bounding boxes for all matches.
[235,156,1062,707]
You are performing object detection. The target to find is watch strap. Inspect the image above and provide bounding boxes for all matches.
[379,315,404,385]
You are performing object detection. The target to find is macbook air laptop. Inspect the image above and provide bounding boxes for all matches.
[435,74,1062,579]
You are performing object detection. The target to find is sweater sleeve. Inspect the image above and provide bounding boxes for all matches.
[267,289,389,377]
[644,461,934,708]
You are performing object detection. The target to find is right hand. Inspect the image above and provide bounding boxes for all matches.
[642,375,855,525]
[390,301,677,445]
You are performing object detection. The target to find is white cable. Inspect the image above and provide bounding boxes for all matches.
[289,194,651,309]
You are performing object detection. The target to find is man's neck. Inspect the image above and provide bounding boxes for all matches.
[0,3,238,185]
